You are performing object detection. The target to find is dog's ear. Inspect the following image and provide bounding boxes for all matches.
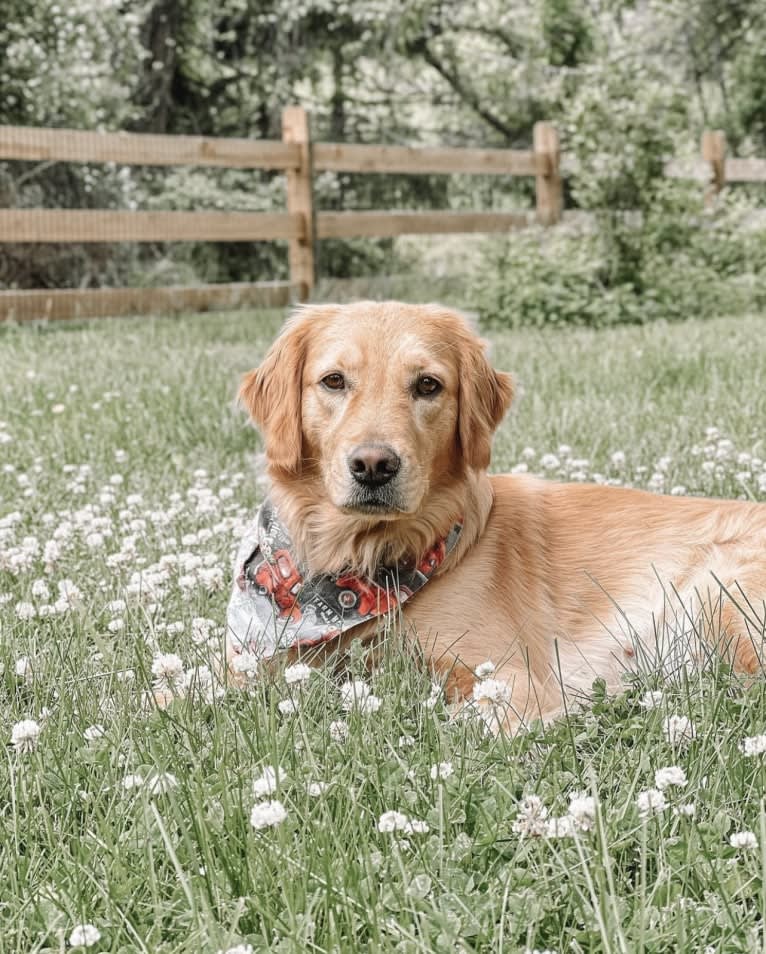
[239,315,308,474]
[458,337,514,471]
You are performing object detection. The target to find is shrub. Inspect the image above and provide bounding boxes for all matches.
[473,190,766,329]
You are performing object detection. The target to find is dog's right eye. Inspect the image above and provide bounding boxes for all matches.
[321,373,346,391]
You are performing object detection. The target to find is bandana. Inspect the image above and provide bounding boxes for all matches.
[227,498,462,658]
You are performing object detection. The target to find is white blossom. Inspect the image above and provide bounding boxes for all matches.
[730,831,758,850]
[11,719,41,754]
[512,795,549,838]
[637,788,667,818]
[250,800,287,830]
[69,924,101,947]
[654,766,687,790]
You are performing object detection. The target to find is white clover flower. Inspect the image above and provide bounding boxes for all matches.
[231,651,259,680]
[378,810,409,832]
[730,830,758,850]
[31,579,50,600]
[329,720,349,742]
[145,772,178,795]
[122,773,144,790]
[250,799,287,830]
[15,601,36,620]
[512,795,549,838]
[545,815,576,838]
[430,761,454,781]
[673,803,696,817]
[741,734,766,756]
[422,682,443,709]
[284,663,312,685]
[84,724,106,742]
[11,719,41,754]
[567,792,597,832]
[15,656,33,681]
[474,660,496,678]
[107,618,125,633]
[663,714,696,747]
[473,678,512,705]
[68,923,101,947]
[638,690,663,709]
[151,652,186,694]
[360,694,382,714]
[218,946,254,954]
[339,679,371,710]
[377,811,429,835]
[398,735,415,748]
[637,788,667,818]
[655,766,687,790]
[278,698,299,716]
[307,781,329,797]
[253,766,283,797]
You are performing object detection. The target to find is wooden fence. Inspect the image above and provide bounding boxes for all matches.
[1,111,765,322]
[0,106,561,321]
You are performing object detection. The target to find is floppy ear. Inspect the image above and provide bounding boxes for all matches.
[238,316,308,474]
[458,337,514,471]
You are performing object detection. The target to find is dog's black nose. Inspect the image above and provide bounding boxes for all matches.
[348,444,401,487]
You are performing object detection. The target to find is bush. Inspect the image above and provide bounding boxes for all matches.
[473,190,766,329]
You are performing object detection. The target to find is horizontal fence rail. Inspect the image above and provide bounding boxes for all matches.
[0,209,304,243]
[0,125,301,170]
[1,112,764,322]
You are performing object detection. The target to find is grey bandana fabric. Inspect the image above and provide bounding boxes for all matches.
[227,498,462,658]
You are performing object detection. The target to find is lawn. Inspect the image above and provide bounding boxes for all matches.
[3,308,766,953]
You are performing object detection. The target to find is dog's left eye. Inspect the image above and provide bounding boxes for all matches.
[414,375,442,397]
[321,373,346,391]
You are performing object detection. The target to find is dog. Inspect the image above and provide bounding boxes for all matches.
[229,301,766,730]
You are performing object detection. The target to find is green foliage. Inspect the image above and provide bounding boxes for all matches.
[474,189,766,329]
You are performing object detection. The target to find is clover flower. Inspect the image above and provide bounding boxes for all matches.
[253,766,283,797]
[654,766,687,790]
[637,788,667,818]
[473,678,512,705]
[512,795,549,838]
[730,831,758,850]
[11,719,41,754]
[430,761,454,781]
[740,734,766,756]
[151,652,186,694]
[68,923,101,947]
[250,800,287,830]
[663,714,696,747]
[284,663,312,685]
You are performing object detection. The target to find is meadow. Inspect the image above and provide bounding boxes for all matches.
[3,307,766,953]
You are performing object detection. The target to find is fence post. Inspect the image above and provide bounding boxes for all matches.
[701,129,726,207]
[282,106,315,300]
[533,121,562,225]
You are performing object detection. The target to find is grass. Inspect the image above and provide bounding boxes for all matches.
[3,308,766,952]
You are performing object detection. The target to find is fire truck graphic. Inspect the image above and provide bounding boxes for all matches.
[335,575,412,616]
[417,540,447,577]
[253,549,303,620]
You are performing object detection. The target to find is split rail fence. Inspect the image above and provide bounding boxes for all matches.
[0,108,764,322]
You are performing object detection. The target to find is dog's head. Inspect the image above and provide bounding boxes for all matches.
[239,302,513,519]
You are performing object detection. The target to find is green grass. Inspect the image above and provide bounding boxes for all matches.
[3,308,766,953]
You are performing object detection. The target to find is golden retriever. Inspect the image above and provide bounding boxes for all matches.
[234,301,766,730]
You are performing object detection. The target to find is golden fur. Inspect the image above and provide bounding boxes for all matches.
[236,301,766,730]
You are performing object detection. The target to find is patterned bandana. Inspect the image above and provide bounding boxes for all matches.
[227,498,463,658]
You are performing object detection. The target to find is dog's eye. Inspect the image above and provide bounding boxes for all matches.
[414,375,442,397]
[321,373,346,391]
